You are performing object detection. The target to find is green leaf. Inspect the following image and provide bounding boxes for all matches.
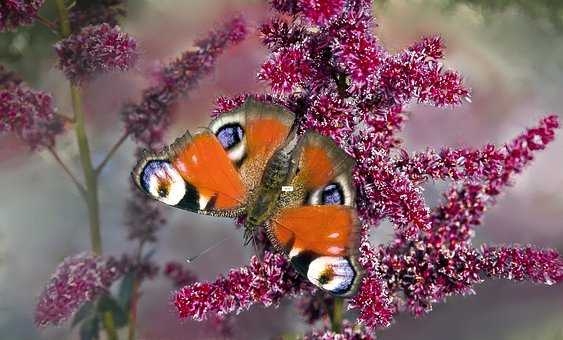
[79,316,100,340]
[117,271,135,311]
[71,301,95,329]
[97,294,128,328]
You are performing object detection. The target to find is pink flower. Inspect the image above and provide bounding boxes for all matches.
[35,253,120,327]
[121,16,247,147]
[0,0,44,31]
[54,23,138,84]
[258,47,313,94]
[299,0,346,25]
[482,245,563,284]
[174,252,308,320]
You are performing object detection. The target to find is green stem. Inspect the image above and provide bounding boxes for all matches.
[47,147,86,198]
[55,0,102,256]
[102,311,119,340]
[330,297,344,333]
[95,132,129,176]
[54,0,71,37]
[71,85,102,255]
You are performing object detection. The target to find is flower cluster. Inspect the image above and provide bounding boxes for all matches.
[35,252,120,327]
[0,0,44,31]
[171,0,562,335]
[121,16,247,148]
[0,66,64,150]
[174,252,307,320]
[54,23,138,84]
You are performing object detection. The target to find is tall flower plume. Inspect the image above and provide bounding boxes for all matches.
[121,16,247,148]
[170,0,562,335]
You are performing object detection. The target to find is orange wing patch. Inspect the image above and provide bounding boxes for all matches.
[299,145,334,189]
[246,118,291,159]
[271,205,356,257]
[172,132,246,209]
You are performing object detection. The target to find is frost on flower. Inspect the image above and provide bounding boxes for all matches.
[121,16,247,148]
[0,66,64,150]
[54,23,138,84]
[0,0,44,31]
[171,0,561,334]
[35,252,120,327]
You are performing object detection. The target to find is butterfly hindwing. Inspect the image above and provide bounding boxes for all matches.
[267,132,362,297]
[132,99,295,217]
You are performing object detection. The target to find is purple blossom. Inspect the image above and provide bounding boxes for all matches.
[304,320,375,340]
[174,252,308,320]
[299,0,346,26]
[54,23,138,84]
[35,252,120,327]
[0,0,44,31]
[0,73,64,150]
[121,16,247,147]
[258,47,313,94]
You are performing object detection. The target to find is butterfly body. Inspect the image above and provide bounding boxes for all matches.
[133,99,363,297]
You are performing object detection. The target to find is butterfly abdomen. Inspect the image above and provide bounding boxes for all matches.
[245,148,293,237]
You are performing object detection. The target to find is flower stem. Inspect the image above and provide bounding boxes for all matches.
[70,85,103,255]
[35,14,58,33]
[54,0,71,37]
[330,297,344,333]
[95,132,129,176]
[47,147,86,198]
[54,0,103,256]
[102,311,119,340]
[128,278,140,340]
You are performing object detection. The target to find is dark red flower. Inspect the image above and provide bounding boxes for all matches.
[54,23,138,84]
[0,0,44,31]
[0,77,64,150]
[35,253,120,327]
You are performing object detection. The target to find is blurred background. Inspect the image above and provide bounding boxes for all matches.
[1,0,562,339]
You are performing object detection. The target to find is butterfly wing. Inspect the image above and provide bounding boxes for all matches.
[267,132,362,296]
[132,99,295,217]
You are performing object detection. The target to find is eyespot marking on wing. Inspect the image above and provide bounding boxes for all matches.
[307,174,354,206]
[307,256,356,295]
[140,160,186,206]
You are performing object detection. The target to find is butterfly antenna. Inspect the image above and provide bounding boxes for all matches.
[185,235,234,264]
[252,233,264,261]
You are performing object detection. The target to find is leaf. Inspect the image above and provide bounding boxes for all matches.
[117,271,135,311]
[97,294,128,328]
[79,316,100,340]
[71,301,95,329]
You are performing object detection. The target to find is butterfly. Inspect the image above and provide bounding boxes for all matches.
[132,99,362,297]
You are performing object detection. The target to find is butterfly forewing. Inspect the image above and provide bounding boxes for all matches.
[132,99,295,218]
